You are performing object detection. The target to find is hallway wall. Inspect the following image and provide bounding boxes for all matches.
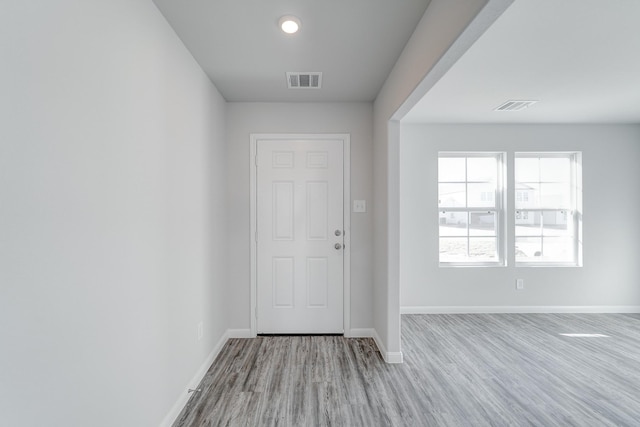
[0,1,228,425]
[226,102,374,332]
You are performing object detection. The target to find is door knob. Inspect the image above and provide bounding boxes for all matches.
[334,243,342,250]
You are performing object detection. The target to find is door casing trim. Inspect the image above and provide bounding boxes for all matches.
[250,133,351,337]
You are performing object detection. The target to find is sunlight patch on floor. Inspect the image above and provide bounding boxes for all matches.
[559,333,610,338]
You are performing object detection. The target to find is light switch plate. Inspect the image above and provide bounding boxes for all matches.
[353,200,366,213]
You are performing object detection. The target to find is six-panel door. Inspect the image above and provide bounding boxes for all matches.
[256,139,344,333]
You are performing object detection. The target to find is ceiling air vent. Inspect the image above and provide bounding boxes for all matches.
[494,100,538,111]
[286,72,322,89]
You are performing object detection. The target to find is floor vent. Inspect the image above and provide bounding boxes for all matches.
[286,72,322,89]
[494,100,538,111]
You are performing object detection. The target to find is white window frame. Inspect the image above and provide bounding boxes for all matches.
[514,152,583,267]
[438,152,507,267]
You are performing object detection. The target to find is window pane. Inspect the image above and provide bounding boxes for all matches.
[438,183,465,208]
[516,237,574,263]
[469,238,497,261]
[467,157,497,182]
[540,157,570,182]
[438,157,466,182]
[540,183,570,208]
[515,183,539,209]
[515,157,539,182]
[543,211,570,236]
[467,183,496,208]
[439,211,467,236]
[542,237,574,262]
[515,153,579,266]
[515,211,541,236]
[515,237,542,261]
[439,237,468,262]
[469,212,496,236]
[438,153,505,265]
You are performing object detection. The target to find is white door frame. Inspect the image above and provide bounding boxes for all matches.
[250,133,351,337]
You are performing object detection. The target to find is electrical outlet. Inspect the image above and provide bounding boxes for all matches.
[516,279,524,290]
[197,321,203,341]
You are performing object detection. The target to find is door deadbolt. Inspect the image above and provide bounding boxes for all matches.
[334,243,342,250]
[335,229,342,236]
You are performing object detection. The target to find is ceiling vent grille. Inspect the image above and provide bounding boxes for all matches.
[494,100,538,111]
[286,72,322,89]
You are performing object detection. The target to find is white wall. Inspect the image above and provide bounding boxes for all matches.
[226,102,374,332]
[400,124,640,310]
[0,1,228,426]
[372,0,496,360]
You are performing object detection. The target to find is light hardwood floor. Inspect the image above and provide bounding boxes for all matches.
[174,314,640,426]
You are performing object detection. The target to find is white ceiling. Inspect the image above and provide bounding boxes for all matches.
[152,0,431,102]
[403,0,640,124]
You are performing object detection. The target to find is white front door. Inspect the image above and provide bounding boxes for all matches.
[256,138,344,333]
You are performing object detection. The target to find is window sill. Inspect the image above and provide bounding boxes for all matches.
[439,263,506,268]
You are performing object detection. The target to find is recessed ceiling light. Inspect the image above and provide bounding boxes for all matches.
[279,16,301,34]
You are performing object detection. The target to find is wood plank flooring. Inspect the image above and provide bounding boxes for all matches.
[173,314,640,426]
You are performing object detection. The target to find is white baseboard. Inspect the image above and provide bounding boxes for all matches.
[371,329,403,364]
[227,329,253,338]
[344,328,403,363]
[346,328,375,338]
[159,330,229,427]
[401,306,640,314]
